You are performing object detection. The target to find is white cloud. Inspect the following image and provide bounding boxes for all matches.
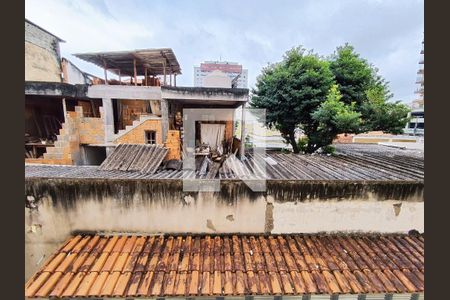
[25,0,423,103]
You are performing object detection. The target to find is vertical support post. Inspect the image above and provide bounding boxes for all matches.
[240,103,246,158]
[102,98,114,144]
[133,59,137,86]
[161,98,169,143]
[145,67,148,86]
[163,61,167,86]
[174,74,177,87]
[62,98,67,123]
[170,74,172,86]
[118,70,121,85]
[103,59,108,85]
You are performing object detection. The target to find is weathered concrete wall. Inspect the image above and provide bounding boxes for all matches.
[25,20,62,82]
[61,58,91,84]
[87,85,162,100]
[24,178,424,279]
[272,200,424,233]
[25,42,61,82]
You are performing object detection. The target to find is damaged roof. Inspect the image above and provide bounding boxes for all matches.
[74,48,181,77]
[25,233,424,298]
[25,146,424,181]
[99,144,168,175]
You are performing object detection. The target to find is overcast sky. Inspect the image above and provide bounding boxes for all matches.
[25,0,423,103]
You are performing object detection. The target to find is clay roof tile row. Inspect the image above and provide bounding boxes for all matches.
[25,233,424,298]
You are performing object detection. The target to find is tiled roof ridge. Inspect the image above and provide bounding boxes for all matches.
[26,233,424,298]
[69,231,424,238]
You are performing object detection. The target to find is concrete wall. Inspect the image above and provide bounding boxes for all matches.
[203,70,232,88]
[87,85,162,100]
[24,178,424,279]
[25,42,61,82]
[61,58,91,84]
[25,21,62,82]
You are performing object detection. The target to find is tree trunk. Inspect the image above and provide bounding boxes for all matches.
[288,131,299,153]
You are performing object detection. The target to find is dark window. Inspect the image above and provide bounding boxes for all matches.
[145,130,156,144]
[409,122,424,129]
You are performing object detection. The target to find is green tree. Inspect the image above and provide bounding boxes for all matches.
[329,44,408,133]
[310,84,361,150]
[251,44,410,153]
[329,43,390,106]
[360,86,411,134]
[250,47,334,153]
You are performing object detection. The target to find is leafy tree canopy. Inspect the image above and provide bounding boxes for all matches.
[250,44,410,153]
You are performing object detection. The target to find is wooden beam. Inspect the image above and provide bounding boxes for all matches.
[170,74,172,86]
[174,74,177,87]
[133,59,137,86]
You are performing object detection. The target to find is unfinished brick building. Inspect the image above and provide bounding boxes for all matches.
[24,21,424,300]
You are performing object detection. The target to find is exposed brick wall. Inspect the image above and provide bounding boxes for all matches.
[26,106,105,165]
[165,130,181,160]
[78,108,105,145]
[120,100,150,128]
[116,119,163,144]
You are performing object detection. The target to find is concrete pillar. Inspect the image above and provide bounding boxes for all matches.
[102,98,115,143]
[161,98,169,143]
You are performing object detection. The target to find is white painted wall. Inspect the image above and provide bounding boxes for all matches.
[272,200,424,233]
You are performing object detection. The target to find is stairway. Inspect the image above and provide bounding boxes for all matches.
[113,114,159,141]
[42,118,78,163]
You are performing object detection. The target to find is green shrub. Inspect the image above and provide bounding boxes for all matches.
[322,145,336,155]
[297,137,309,153]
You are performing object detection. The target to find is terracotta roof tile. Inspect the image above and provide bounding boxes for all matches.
[25,233,424,298]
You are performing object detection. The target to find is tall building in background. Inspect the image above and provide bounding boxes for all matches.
[194,61,248,88]
[405,40,424,135]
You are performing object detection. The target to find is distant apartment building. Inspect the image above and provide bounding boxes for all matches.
[194,61,248,88]
[405,40,424,135]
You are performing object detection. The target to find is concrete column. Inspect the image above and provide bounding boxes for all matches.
[102,98,115,143]
[161,98,169,143]
[240,103,246,158]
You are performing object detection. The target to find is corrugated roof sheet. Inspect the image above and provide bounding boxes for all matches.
[26,145,424,181]
[99,144,168,175]
[74,48,181,76]
[25,233,424,298]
